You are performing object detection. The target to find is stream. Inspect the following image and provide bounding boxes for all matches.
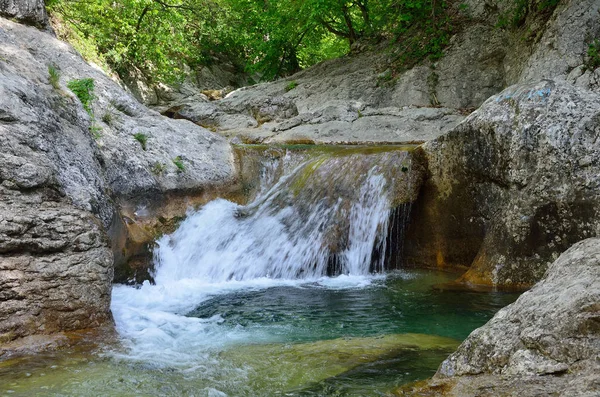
[0,146,520,396]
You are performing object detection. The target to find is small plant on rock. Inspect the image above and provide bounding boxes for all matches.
[67,78,95,115]
[133,133,148,150]
[101,112,113,125]
[285,81,298,92]
[48,64,60,89]
[172,156,185,172]
[90,124,102,140]
[151,162,167,175]
[586,40,600,70]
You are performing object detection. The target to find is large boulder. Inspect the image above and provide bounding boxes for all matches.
[404,80,600,288]
[397,238,600,396]
[0,15,236,345]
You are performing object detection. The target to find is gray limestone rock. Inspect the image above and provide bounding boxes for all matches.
[155,0,599,145]
[0,16,236,345]
[0,0,48,29]
[405,80,600,288]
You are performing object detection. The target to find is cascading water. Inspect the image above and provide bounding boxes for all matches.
[1,146,522,397]
[153,148,417,284]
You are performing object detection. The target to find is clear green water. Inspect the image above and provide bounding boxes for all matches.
[0,270,519,397]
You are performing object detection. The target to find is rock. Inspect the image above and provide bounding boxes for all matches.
[0,0,48,29]
[404,80,600,288]
[155,0,599,145]
[0,14,237,345]
[155,44,467,144]
[0,186,113,344]
[397,238,600,396]
[519,0,600,90]
[222,333,459,393]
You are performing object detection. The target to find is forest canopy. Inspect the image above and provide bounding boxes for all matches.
[47,0,453,84]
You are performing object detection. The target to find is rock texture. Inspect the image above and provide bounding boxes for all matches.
[0,13,236,345]
[0,0,48,29]
[158,51,465,144]
[154,0,599,145]
[405,80,600,288]
[397,238,600,396]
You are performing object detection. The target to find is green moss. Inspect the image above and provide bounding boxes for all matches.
[285,81,298,92]
[290,156,328,195]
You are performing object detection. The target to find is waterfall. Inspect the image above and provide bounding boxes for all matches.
[153,147,419,284]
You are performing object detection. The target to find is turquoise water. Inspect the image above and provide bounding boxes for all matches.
[188,271,514,342]
[0,270,519,397]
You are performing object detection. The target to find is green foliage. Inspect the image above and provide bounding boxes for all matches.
[67,78,95,115]
[285,81,298,92]
[48,64,61,89]
[587,40,600,70]
[172,156,185,172]
[133,133,148,150]
[50,0,458,84]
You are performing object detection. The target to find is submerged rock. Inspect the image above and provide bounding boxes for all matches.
[397,238,600,396]
[220,333,459,393]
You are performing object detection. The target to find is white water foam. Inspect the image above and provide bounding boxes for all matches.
[110,151,406,368]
